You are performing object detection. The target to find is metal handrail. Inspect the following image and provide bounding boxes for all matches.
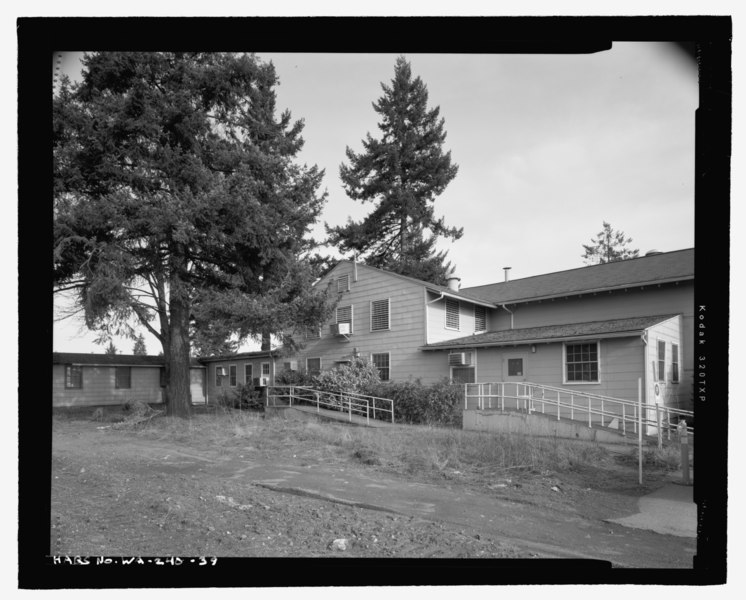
[464,381,693,440]
[267,386,395,424]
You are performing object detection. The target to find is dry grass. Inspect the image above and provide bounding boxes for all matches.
[131,409,610,477]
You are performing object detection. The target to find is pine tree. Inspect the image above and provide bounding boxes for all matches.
[54,52,335,417]
[327,56,462,285]
[132,333,147,356]
[103,340,118,355]
[582,222,640,265]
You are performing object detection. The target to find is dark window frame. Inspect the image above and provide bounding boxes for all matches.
[115,366,131,389]
[65,364,83,389]
[564,342,600,383]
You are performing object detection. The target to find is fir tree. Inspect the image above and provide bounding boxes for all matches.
[582,221,640,265]
[132,333,147,356]
[54,52,334,417]
[327,56,462,285]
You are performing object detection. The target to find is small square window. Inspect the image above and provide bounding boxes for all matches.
[508,358,523,377]
[307,357,321,376]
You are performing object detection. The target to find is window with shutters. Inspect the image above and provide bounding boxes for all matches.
[474,305,486,332]
[337,274,350,293]
[370,298,390,331]
[372,353,390,381]
[65,365,83,389]
[115,366,131,389]
[336,305,353,332]
[445,298,460,330]
[307,357,321,376]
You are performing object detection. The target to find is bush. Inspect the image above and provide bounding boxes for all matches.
[364,379,464,426]
[274,369,315,387]
[312,356,381,394]
[217,383,264,410]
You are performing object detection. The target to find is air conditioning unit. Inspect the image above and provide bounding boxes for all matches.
[253,376,270,387]
[217,367,227,376]
[284,361,298,371]
[448,352,472,367]
[330,323,351,336]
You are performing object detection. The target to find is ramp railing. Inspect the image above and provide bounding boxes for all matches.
[267,386,395,425]
[464,381,693,440]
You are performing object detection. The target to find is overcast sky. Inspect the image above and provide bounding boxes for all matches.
[53,44,698,354]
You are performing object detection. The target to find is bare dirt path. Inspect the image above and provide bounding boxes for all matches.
[50,414,696,569]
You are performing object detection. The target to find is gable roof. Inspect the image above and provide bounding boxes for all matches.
[52,353,204,368]
[422,314,679,350]
[326,260,496,308]
[461,248,694,305]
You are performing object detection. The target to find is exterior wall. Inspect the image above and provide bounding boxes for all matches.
[204,357,276,404]
[53,365,207,407]
[644,315,689,410]
[291,262,430,382]
[53,364,163,407]
[426,293,489,344]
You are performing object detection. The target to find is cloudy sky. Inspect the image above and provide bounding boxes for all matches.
[53,44,698,354]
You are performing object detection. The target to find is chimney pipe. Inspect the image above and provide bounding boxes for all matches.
[446,272,461,292]
[503,267,511,282]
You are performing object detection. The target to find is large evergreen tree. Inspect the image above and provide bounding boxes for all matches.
[581,221,640,265]
[54,52,335,417]
[132,333,147,356]
[327,56,462,285]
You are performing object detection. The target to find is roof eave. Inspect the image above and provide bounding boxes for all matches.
[421,329,648,351]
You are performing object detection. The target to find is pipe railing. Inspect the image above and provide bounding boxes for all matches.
[464,381,694,440]
[267,386,395,424]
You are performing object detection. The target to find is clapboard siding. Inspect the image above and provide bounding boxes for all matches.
[205,358,275,403]
[292,262,428,381]
[503,283,693,331]
[53,365,164,407]
[645,315,690,410]
[426,294,489,344]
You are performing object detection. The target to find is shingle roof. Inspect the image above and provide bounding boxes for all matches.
[422,315,679,350]
[198,350,276,362]
[52,353,204,367]
[461,248,694,305]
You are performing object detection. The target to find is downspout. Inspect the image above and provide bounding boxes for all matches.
[500,304,514,330]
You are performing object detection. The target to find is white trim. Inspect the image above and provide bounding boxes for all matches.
[370,298,391,331]
[562,340,601,385]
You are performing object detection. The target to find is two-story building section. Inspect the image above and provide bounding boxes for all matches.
[289,248,694,412]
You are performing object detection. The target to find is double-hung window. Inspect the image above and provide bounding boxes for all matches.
[216,365,224,387]
[245,364,253,385]
[115,366,131,389]
[657,340,666,382]
[370,298,390,331]
[671,343,679,383]
[65,365,83,389]
[372,353,390,381]
[229,365,237,387]
[565,342,599,383]
[445,298,460,330]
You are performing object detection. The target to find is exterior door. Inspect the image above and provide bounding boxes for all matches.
[502,353,528,382]
[190,369,206,404]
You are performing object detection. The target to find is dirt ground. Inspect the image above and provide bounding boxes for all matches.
[50,407,695,569]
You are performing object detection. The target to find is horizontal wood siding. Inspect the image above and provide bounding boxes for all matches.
[205,358,275,403]
[292,263,428,383]
[53,365,164,407]
[426,295,488,344]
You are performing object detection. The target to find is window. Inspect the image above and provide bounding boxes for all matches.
[451,366,475,384]
[336,305,353,332]
[445,298,460,330]
[565,342,599,382]
[244,363,253,384]
[337,274,350,293]
[507,358,523,377]
[229,365,237,387]
[371,298,390,331]
[372,353,390,381]
[65,365,82,389]
[671,343,679,383]
[304,328,321,340]
[115,366,131,389]
[261,363,270,377]
[215,365,223,387]
[474,305,486,332]
[657,340,666,382]
[307,357,321,376]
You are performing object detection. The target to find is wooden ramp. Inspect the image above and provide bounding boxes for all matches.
[266,403,395,428]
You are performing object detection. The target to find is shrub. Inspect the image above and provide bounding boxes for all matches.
[312,356,381,394]
[274,369,315,387]
[364,378,464,426]
[217,383,263,410]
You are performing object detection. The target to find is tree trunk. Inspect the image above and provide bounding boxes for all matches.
[166,253,193,418]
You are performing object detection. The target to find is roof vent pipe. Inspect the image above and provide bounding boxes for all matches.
[446,272,461,292]
[503,267,511,282]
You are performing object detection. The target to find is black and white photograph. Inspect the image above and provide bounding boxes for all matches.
[17,12,732,591]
